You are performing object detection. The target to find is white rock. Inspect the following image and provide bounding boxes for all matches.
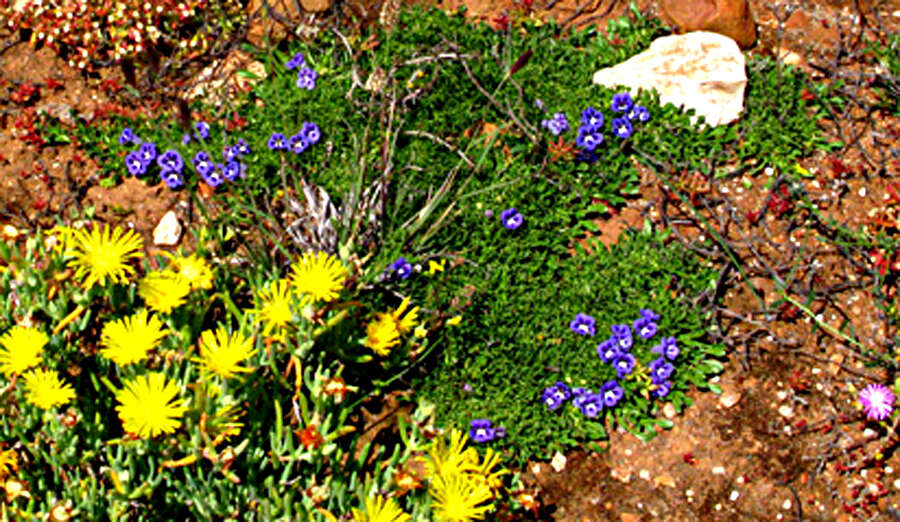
[778,405,794,418]
[593,32,747,127]
[730,490,740,501]
[153,210,182,246]
[782,499,792,510]
[551,451,567,472]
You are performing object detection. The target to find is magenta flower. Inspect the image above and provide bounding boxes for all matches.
[859,384,894,421]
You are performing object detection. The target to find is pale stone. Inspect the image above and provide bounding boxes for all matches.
[593,31,747,127]
[654,474,676,488]
[663,402,678,418]
[153,210,182,246]
[550,451,566,472]
[778,405,793,418]
[719,390,741,408]
[777,49,803,66]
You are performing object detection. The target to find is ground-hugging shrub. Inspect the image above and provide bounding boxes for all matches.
[412,216,722,462]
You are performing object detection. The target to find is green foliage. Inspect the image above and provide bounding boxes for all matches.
[869,31,900,115]
[415,224,721,463]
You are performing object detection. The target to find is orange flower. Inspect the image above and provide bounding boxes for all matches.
[298,425,324,450]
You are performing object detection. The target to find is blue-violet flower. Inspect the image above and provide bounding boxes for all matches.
[597,337,621,363]
[610,92,634,113]
[301,121,321,144]
[268,132,287,150]
[633,316,658,340]
[649,357,675,383]
[157,150,184,172]
[286,52,305,70]
[614,353,636,379]
[627,105,650,123]
[579,106,604,130]
[296,67,317,90]
[600,380,624,408]
[569,313,596,336]
[500,208,524,230]
[612,117,633,139]
[126,150,146,176]
[160,169,184,189]
[390,257,413,279]
[576,128,603,152]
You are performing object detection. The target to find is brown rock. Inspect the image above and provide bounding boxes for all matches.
[299,0,330,13]
[620,514,642,522]
[660,0,757,49]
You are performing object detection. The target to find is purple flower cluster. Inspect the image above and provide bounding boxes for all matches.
[269,122,321,155]
[575,106,604,153]
[119,123,255,190]
[469,419,506,443]
[596,309,669,387]
[543,380,625,418]
[609,92,650,139]
[287,52,317,90]
[541,112,569,136]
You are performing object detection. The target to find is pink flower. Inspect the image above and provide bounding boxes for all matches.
[859,384,895,421]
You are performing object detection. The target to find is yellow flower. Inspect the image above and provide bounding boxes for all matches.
[423,429,480,482]
[138,271,191,314]
[66,224,143,289]
[351,495,410,522]
[115,372,186,438]
[0,326,48,376]
[0,446,18,481]
[193,327,256,379]
[428,259,446,275]
[446,316,462,327]
[22,369,75,410]
[429,473,493,522]
[391,297,419,335]
[290,251,347,303]
[99,310,169,366]
[414,324,428,338]
[164,252,214,291]
[46,225,77,256]
[248,278,294,337]
[365,313,400,357]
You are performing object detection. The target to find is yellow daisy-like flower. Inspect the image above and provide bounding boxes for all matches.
[391,297,420,335]
[289,251,347,303]
[365,313,400,357]
[115,372,187,438]
[99,310,169,366]
[164,252,214,291]
[351,495,411,522]
[193,327,256,379]
[45,224,77,256]
[66,224,144,289]
[446,316,462,327]
[137,271,191,314]
[0,326,48,377]
[248,278,294,337]
[22,369,75,410]
[429,473,493,522]
[423,429,480,482]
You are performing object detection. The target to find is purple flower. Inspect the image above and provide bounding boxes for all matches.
[569,313,596,337]
[612,117,633,139]
[222,161,243,182]
[469,419,496,443]
[579,393,604,418]
[195,121,210,139]
[633,317,658,340]
[639,309,660,322]
[182,133,191,145]
[648,357,674,384]
[541,112,569,136]
[390,257,413,279]
[118,127,138,145]
[160,169,184,189]
[859,384,895,421]
[596,338,621,363]
[579,106,604,130]
[610,92,634,113]
[268,132,287,151]
[652,380,672,399]
[614,353,636,379]
[301,122,321,145]
[600,380,624,408]
[201,167,225,188]
[296,67,317,90]
[500,208,524,230]
[138,142,157,163]
[542,383,570,411]
[627,105,650,123]
[157,150,184,172]
[575,128,603,152]
[286,52,305,70]
[223,145,238,163]
[193,151,214,176]
[611,324,632,351]
[575,150,598,164]
[652,337,679,361]
[572,387,587,398]
[289,133,309,155]
[534,98,546,110]
[126,150,147,176]
[234,138,251,156]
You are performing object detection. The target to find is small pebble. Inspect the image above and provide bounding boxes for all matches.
[715,503,722,511]
[783,499,792,510]
[776,391,787,401]
[712,466,726,475]
[894,479,900,490]
[625,449,632,457]
[859,187,867,197]
[730,490,740,501]
[778,405,794,418]
[639,469,650,480]
[886,466,893,474]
